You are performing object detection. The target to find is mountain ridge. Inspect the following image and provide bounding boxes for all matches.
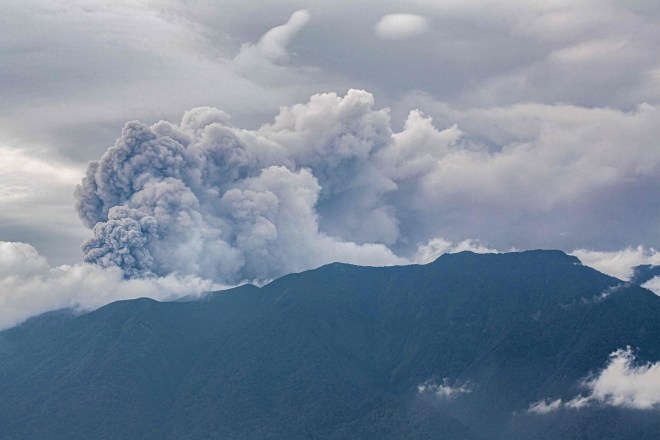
[1,250,659,439]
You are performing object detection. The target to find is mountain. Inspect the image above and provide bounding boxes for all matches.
[1,250,660,439]
[631,264,660,285]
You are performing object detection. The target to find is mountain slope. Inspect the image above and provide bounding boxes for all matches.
[1,250,660,439]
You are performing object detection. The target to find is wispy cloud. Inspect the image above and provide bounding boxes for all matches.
[418,379,472,399]
[527,398,562,414]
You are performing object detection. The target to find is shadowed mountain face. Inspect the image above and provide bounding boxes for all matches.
[1,250,660,439]
[631,264,660,285]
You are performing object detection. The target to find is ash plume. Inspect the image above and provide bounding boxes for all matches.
[74,90,408,284]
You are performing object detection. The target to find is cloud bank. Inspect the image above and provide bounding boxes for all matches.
[528,347,660,413]
[0,241,219,330]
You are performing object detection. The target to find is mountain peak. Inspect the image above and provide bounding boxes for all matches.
[433,249,581,265]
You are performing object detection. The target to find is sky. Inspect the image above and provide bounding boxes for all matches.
[2,0,660,328]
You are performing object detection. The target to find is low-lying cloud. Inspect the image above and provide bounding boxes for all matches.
[528,347,660,413]
[571,247,660,281]
[0,235,488,330]
[418,379,472,399]
[0,241,219,331]
[570,247,660,295]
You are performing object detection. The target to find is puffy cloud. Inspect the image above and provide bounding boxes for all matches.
[387,98,660,253]
[579,348,660,409]
[374,14,429,40]
[528,348,660,413]
[418,102,660,214]
[0,241,219,331]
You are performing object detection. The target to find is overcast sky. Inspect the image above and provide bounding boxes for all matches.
[1,0,660,328]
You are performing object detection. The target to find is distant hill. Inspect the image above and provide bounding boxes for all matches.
[1,250,660,439]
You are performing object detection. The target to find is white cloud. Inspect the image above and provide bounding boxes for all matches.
[389,96,660,251]
[642,276,660,296]
[571,246,660,281]
[418,379,472,399]
[0,241,222,331]
[528,348,660,413]
[233,10,312,79]
[420,102,660,213]
[374,14,429,40]
[527,398,562,414]
[585,347,660,409]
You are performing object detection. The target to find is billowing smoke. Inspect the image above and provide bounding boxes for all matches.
[75,90,412,284]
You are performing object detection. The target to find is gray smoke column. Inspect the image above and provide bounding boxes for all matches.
[75,90,408,284]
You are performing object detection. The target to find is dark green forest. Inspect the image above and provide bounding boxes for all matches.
[1,250,660,439]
